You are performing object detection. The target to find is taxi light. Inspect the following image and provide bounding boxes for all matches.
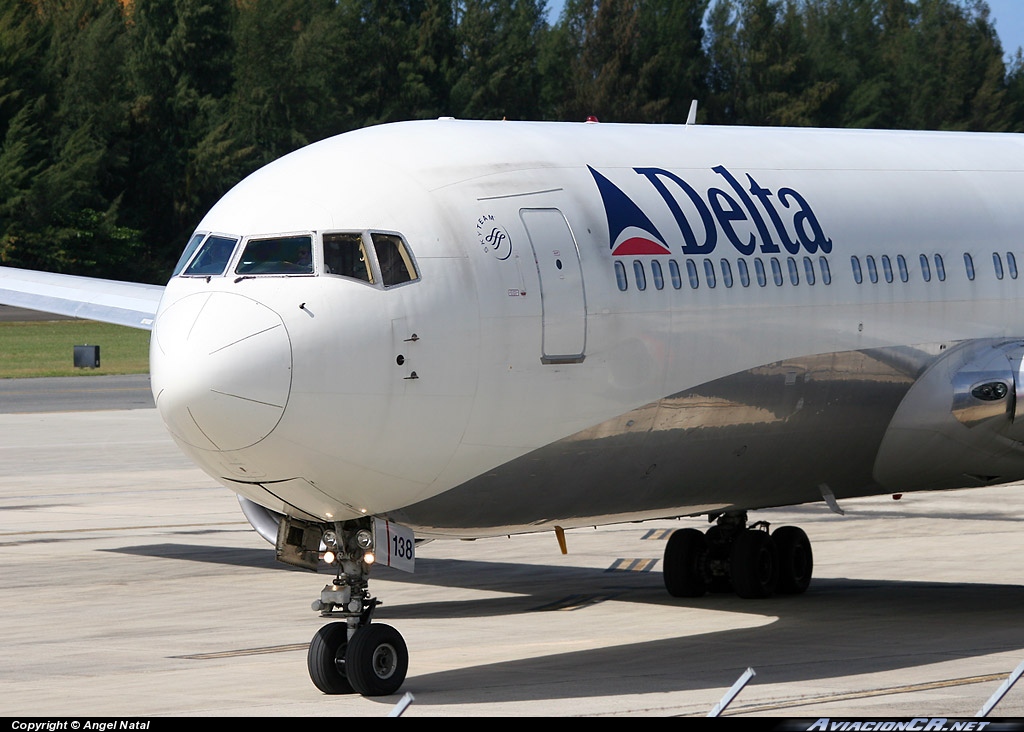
[323,550,336,564]
[364,551,375,565]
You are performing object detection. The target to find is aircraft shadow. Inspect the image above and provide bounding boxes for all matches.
[366,558,1024,707]
[106,542,287,571]
[105,541,1024,709]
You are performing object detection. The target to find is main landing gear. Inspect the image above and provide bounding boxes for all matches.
[302,520,409,696]
[663,512,813,599]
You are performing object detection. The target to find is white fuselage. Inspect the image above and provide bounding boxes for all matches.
[148,120,1024,538]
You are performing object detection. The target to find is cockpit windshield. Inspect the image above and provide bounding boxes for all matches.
[181,234,239,276]
[235,235,314,275]
[173,230,419,285]
[173,233,205,277]
[371,233,417,286]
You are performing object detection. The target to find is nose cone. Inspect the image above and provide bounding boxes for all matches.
[151,292,292,451]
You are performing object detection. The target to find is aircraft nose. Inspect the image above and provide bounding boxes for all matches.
[151,292,292,451]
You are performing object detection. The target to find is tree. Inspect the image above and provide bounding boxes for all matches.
[450,0,548,120]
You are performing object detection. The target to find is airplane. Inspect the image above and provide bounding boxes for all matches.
[2,117,1024,697]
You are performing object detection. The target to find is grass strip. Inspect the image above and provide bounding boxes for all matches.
[0,320,150,378]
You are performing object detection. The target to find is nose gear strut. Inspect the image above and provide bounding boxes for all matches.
[277,515,409,696]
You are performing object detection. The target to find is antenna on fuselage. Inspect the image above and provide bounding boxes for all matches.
[686,100,699,125]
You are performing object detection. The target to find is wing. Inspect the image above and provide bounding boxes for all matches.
[0,266,164,330]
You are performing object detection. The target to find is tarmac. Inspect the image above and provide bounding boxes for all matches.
[2,377,1024,718]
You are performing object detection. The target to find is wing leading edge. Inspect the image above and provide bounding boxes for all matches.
[0,266,164,330]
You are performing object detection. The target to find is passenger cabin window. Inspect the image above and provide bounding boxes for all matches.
[881,255,893,283]
[236,235,313,275]
[686,259,699,289]
[183,234,239,276]
[633,260,647,291]
[803,256,815,285]
[786,257,799,285]
[615,261,628,291]
[866,255,878,283]
[754,258,767,287]
[651,260,665,290]
[372,233,418,286]
[994,252,1005,280]
[964,252,975,281]
[935,254,946,281]
[737,259,750,287]
[324,232,374,283]
[920,254,932,282]
[1008,252,1019,279]
[703,258,717,288]
[669,260,682,289]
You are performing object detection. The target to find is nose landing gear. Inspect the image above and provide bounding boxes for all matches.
[278,515,409,696]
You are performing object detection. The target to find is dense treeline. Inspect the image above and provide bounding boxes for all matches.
[1,0,1021,282]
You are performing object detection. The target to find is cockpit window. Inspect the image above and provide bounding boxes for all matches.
[173,233,206,276]
[323,232,374,283]
[235,235,313,275]
[182,235,239,276]
[371,233,418,286]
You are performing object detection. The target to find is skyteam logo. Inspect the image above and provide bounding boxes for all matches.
[590,165,833,257]
[589,166,671,256]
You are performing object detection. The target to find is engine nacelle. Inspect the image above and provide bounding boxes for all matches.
[873,339,1024,492]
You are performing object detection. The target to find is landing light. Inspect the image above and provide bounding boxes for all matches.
[364,551,375,565]
[323,550,337,564]
[323,530,339,549]
[355,529,374,550]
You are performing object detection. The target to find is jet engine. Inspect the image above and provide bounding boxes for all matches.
[873,339,1024,492]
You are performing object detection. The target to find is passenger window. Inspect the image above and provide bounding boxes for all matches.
[720,259,733,288]
[935,254,946,281]
[372,233,418,286]
[754,258,767,287]
[633,260,647,291]
[686,259,699,289]
[236,235,313,275]
[737,259,750,287]
[1008,252,1018,279]
[324,232,374,283]
[651,260,665,290]
[866,255,878,283]
[964,252,975,281]
[920,253,932,282]
[615,261,628,291]
[851,256,863,284]
[897,255,909,282]
[770,257,783,286]
[819,256,831,285]
[703,258,716,288]
[669,260,682,289]
[881,255,893,283]
[184,235,239,276]
[803,256,815,285]
[787,257,800,285]
[994,252,1004,280]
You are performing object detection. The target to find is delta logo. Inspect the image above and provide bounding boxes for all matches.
[589,165,833,257]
